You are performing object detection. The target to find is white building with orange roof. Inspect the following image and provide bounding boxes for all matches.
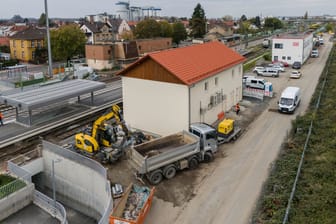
[118,41,246,135]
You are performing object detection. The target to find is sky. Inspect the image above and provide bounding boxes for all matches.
[0,0,335,20]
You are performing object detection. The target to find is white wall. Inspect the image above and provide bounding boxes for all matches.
[87,59,113,70]
[123,77,189,136]
[190,64,243,124]
[272,33,313,64]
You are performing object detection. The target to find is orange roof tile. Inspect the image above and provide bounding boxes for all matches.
[150,41,245,85]
[119,41,246,85]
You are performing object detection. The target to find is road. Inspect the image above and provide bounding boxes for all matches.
[145,35,333,224]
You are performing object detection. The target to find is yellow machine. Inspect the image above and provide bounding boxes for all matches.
[74,104,136,162]
[217,119,234,137]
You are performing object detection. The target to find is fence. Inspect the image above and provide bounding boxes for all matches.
[0,176,26,199]
[282,44,335,224]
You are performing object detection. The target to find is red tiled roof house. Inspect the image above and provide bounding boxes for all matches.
[118,41,246,135]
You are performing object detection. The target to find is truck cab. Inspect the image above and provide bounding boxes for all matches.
[189,123,218,156]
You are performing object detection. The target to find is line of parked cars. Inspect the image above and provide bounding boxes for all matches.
[252,62,285,77]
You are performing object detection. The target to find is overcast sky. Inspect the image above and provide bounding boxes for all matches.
[1,0,335,20]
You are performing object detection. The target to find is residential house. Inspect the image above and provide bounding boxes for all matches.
[80,22,114,44]
[107,19,132,40]
[9,26,45,62]
[118,41,246,136]
[85,41,138,70]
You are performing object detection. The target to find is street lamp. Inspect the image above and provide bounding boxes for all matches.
[52,158,62,217]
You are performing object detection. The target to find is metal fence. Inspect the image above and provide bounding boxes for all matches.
[0,176,27,199]
[282,44,335,224]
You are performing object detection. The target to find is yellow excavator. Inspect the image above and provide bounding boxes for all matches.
[74,104,146,163]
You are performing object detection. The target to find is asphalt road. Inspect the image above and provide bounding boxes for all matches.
[145,35,333,224]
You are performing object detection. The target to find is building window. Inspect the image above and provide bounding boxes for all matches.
[282,56,286,60]
[274,43,283,49]
[215,77,218,86]
[31,40,35,48]
[204,82,208,91]
[21,51,24,59]
[274,56,278,61]
[13,40,16,47]
[238,66,241,73]
[232,69,235,77]
[14,50,16,58]
[37,40,41,48]
[32,51,35,59]
[21,40,24,48]
[287,56,291,60]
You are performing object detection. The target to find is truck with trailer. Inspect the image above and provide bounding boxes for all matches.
[129,119,241,185]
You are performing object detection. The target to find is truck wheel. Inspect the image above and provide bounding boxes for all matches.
[148,170,163,185]
[188,158,199,169]
[204,152,214,163]
[163,165,176,179]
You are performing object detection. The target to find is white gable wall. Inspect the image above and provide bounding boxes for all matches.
[272,33,313,65]
[123,77,189,136]
[190,64,243,124]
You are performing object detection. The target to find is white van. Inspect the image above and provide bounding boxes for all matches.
[259,67,279,77]
[278,86,301,113]
[245,77,266,90]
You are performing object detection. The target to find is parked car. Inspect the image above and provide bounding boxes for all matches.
[311,49,319,58]
[268,64,285,72]
[258,67,279,77]
[242,74,255,84]
[292,61,302,69]
[272,61,289,67]
[253,66,265,75]
[245,76,266,89]
[290,70,302,79]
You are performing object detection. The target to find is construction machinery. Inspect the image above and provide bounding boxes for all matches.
[74,104,146,163]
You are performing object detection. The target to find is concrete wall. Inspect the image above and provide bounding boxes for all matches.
[190,64,243,124]
[42,141,112,222]
[0,183,34,220]
[22,158,43,176]
[123,77,189,136]
[87,58,113,70]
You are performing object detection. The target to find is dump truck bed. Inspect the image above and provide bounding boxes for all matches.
[129,130,199,174]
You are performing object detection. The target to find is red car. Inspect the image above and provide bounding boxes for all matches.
[272,61,289,67]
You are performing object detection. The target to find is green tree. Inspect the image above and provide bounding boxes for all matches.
[49,24,86,61]
[38,13,46,26]
[304,11,308,19]
[240,14,247,22]
[159,21,173,37]
[172,22,187,45]
[264,17,283,30]
[134,19,161,39]
[190,3,206,38]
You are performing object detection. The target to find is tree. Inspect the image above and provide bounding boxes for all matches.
[190,3,206,38]
[240,14,247,22]
[264,17,283,30]
[119,30,134,40]
[134,19,161,38]
[49,24,86,61]
[159,21,173,37]
[304,11,308,19]
[38,13,46,26]
[255,16,261,28]
[172,22,187,45]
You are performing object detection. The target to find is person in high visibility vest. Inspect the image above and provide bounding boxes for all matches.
[235,103,240,115]
[0,112,3,126]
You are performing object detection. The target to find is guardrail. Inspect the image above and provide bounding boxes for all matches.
[34,190,67,224]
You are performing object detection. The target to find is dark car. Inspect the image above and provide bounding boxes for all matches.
[292,61,302,69]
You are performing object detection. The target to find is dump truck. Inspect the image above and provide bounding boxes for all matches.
[110,183,155,224]
[129,130,217,185]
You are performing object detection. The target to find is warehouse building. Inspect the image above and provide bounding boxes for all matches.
[272,32,313,65]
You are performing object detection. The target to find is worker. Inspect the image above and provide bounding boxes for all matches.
[235,103,240,115]
[0,112,3,126]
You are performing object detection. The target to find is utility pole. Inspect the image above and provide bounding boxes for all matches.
[44,0,53,78]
